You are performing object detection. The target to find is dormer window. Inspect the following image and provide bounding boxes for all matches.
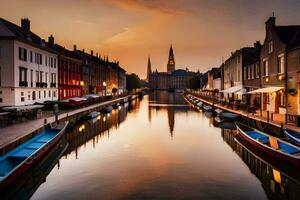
[268,40,273,53]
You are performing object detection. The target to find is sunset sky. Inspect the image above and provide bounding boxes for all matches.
[1,0,300,78]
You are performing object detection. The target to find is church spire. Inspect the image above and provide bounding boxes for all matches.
[147,56,152,82]
[167,44,175,74]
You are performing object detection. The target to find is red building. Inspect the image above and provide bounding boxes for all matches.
[49,41,83,100]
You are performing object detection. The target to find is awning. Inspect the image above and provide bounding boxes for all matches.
[235,88,247,95]
[221,85,243,93]
[247,87,284,94]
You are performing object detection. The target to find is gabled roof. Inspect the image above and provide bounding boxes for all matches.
[275,26,300,49]
[0,18,56,53]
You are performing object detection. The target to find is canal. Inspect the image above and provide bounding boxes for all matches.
[4,91,300,199]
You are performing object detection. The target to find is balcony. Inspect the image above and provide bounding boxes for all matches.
[36,82,41,87]
[50,83,57,88]
[19,81,28,87]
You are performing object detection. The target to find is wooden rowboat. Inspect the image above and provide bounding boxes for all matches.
[235,122,300,167]
[203,105,212,112]
[284,129,300,146]
[0,121,68,188]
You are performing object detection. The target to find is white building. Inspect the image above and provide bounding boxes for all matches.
[0,18,58,106]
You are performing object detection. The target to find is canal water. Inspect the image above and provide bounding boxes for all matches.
[3,91,300,199]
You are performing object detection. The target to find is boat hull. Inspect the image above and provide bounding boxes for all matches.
[284,130,300,146]
[236,127,300,167]
[0,123,68,188]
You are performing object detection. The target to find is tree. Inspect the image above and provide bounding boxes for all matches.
[187,76,200,90]
[126,73,141,91]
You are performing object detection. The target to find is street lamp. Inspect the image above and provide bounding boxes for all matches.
[103,81,107,99]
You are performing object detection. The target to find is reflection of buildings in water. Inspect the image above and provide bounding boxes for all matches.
[65,104,128,159]
[148,91,188,138]
[221,129,300,200]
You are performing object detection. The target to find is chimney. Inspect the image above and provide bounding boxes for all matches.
[91,50,93,56]
[96,53,98,57]
[254,41,261,49]
[73,45,77,51]
[83,49,85,53]
[21,18,30,32]
[48,35,54,46]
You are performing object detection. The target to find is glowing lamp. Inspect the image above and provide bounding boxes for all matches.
[80,81,84,86]
[265,77,269,83]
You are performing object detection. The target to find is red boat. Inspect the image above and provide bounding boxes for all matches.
[235,122,300,167]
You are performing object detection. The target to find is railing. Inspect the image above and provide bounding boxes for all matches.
[19,81,28,87]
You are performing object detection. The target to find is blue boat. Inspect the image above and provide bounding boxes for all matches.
[0,121,68,187]
[284,129,300,146]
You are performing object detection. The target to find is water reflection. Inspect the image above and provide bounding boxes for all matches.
[221,128,300,200]
[5,91,300,199]
[148,91,190,138]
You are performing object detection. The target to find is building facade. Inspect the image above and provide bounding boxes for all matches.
[260,17,300,117]
[0,18,58,106]
[223,44,261,100]
[148,45,199,90]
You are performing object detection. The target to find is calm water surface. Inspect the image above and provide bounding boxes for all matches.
[9,91,300,199]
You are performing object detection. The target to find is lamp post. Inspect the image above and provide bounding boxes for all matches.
[103,81,107,100]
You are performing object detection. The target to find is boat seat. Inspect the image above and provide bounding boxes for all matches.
[279,142,300,154]
[258,137,269,144]
[36,133,56,143]
[245,131,267,140]
[11,148,35,157]
[26,142,45,149]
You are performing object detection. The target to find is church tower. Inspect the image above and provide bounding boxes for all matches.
[147,56,152,82]
[167,45,175,74]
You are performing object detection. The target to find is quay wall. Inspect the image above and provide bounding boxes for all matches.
[0,94,140,155]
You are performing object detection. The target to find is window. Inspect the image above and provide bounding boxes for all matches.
[255,63,260,78]
[268,41,273,53]
[263,60,269,76]
[54,58,56,68]
[50,57,53,67]
[278,54,285,74]
[18,47,27,61]
[32,91,36,100]
[21,97,25,102]
[51,73,56,83]
[30,51,33,62]
[251,65,254,79]
[39,91,41,99]
[0,98,2,103]
[36,71,39,83]
[35,53,42,64]
[53,91,56,97]
[30,69,33,87]
[40,71,43,83]
[49,90,51,97]
[44,90,46,98]
[45,56,48,66]
[278,91,285,107]
[19,67,27,82]
[45,72,48,83]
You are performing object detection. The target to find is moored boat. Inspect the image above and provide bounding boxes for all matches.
[0,121,69,187]
[87,111,100,119]
[101,105,113,113]
[203,105,212,112]
[235,122,300,166]
[220,112,240,121]
[284,129,300,146]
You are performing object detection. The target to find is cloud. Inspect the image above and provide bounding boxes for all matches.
[104,0,199,15]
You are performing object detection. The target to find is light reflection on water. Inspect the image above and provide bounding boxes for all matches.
[22,91,299,199]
